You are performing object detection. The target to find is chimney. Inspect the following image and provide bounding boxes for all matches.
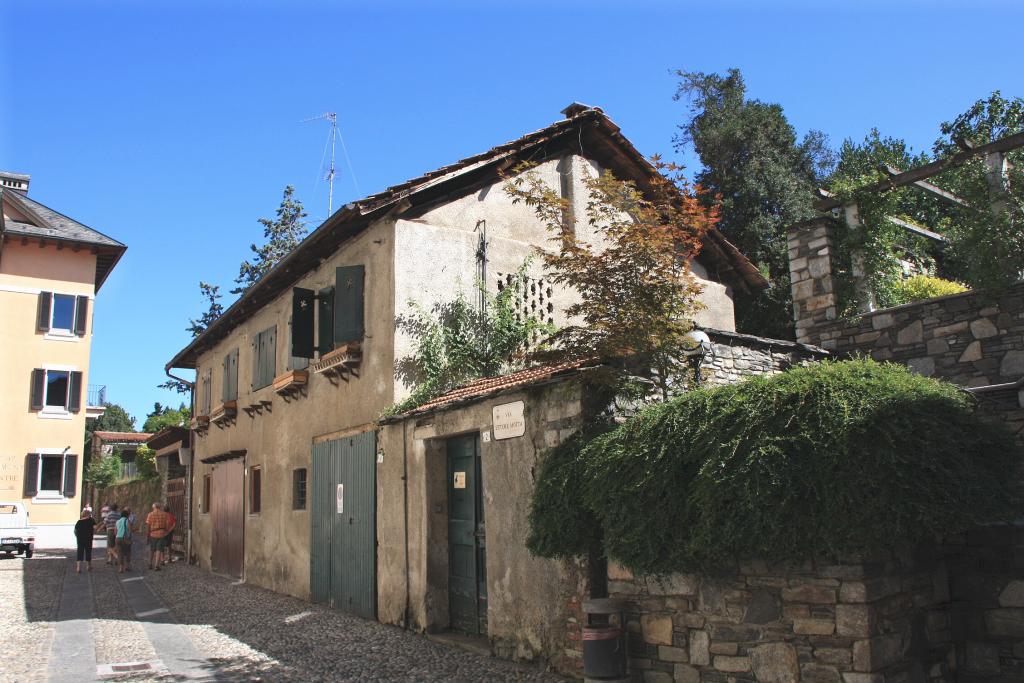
[0,171,30,195]
[561,102,595,118]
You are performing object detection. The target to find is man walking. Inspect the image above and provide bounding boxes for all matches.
[162,504,177,566]
[104,503,120,565]
[145,502,170,571]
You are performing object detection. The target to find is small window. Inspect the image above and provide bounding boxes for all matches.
[51,294,76,331]
[39,455,64,494]
[292,468,307,510]
[45,371,70,407]
[201,475,211,514]
[250,466,262,514]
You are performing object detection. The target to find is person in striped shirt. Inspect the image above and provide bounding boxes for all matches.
[104,503,120,565]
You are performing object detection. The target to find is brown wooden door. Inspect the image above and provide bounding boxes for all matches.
[211,458,244,577]
[166,478,186,555]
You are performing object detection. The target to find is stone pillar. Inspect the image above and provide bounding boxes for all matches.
[787,217,838,345]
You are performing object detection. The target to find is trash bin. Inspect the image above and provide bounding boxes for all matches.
[582,598,629,682]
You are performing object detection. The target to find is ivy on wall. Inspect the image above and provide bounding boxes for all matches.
[528,359,1022,574]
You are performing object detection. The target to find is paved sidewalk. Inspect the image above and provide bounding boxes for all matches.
[1,548,565,682]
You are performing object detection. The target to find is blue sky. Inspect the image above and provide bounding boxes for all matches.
[3,1,1021,426]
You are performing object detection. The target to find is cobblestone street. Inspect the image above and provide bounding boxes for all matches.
[0,546,564,682]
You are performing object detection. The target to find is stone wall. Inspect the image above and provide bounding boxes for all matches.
[786,217,1024,391]
[96,478,162,523]
[704,330,829,386]
[565,549,954,683]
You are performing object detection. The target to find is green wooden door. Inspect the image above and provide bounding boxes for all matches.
[310,431,377,619]
[447,434,487,634]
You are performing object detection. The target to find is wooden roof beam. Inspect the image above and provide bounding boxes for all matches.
[880,164,968,207]
[816,130,1024,210]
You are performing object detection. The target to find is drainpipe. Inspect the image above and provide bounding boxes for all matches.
[402,418,411,629]
[165,367,196,563]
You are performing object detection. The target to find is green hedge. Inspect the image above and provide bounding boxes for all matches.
[528,359,1022,574]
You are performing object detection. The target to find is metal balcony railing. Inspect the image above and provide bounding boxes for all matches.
[87,384,107,407]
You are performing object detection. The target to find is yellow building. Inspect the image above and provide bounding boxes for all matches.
[0,171,125,547]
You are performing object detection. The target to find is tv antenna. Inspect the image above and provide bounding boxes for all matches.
[302,112,338,216]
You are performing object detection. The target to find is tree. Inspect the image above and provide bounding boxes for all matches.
[142,403,191,433]
[388,262,554,415]
[505,158,715,400]
[232,185,308,294]
[85,402,136,449]
[674,68,834,338]
[187,282,224,338]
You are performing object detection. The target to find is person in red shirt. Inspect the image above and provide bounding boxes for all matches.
[162,504,177,566]
[145,502,170,571]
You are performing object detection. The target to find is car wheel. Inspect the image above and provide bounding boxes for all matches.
[24,548,33,558]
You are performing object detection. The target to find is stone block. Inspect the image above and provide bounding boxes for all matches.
[608,561,634,581]
[814,647,851,665]
[782,584,837,604]
[710,642,738,655]
[840,576,900,603]
[801,663,842,682]
[933,321,968,337]
[805,293,836,311]
[744,589,781,625]
[985,608,1024,637]
[963,641,1000,675]
[674,664,700,683]
[643,671,674,683]
[926,338,949,355]
[1001,350,1024,377]
[896,320,924,345]
[793,618,835,635]
[790,257,808,271]
[836,604,874,637]
[658,645,688,663]
[870,313,894,331]
[958,340,983,363]
[689,630,710,666]
[714,655,751,673]
[642,614,675,645]
[999,580,1024,607]
[710,624,761,642]
[906,356,935,376]
[784,604,811,619]
[750,643,799,683]
[646,574,699,597]
[852,634,902,671]
[971,318,999,339]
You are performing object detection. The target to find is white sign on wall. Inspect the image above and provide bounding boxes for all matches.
[492,400,526,440]
[336,484,344,514]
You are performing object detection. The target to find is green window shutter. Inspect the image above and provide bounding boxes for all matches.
[30,369,45,410]
[251,336,260,391]
[63,454,78,498]
[292,289,315,359]
[251,327,277,389]
[229,349,238,400]
[266,326,277,385]
[23,454,39,498]
[334,265,365,343]
[37,292,52,332]
[74,296,89,336]
[68,371,83,413]
[317,286,334,354]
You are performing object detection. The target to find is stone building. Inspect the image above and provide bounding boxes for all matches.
[165,104,767,604]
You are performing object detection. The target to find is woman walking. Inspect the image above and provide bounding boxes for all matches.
[115,509,133,573]
[73,509,98,573]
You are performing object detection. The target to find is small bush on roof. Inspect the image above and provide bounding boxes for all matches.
[528,359,1022,574]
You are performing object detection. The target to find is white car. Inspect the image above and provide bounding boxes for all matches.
[0,502,35,558]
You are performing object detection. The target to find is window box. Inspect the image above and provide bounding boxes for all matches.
[273,369,308,399]
[210,400,237,428]
[310,341,362,382]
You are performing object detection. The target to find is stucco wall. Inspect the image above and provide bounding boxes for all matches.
[0,239,96,527]
[190,218,396,597]
[378,379,587,669]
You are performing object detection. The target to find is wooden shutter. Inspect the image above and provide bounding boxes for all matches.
[205,369,213,413]
[317,286,334,354]
[63,454,78,498]
[68,371,83,412]
[74,296,89,336]
[23,454,39,498]
[265,326,276,385]
[334,265,365,343]
[36,292,52,332]
[251,335,260,391]
[292,288,315,359]
[30,369,45,410]
[223,349,238,401]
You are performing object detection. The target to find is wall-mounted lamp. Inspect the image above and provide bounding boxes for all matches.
[684,330,713,387]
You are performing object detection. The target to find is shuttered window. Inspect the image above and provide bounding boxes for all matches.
[201,475,211,513]
[251,326,277,390]
[199,368,213,415]
[30,369,83,413]
[317,286,334,355]
[222,349,239,402]
[334,265,365,344]
[23,452,76,498]
[287,316,309,370]
[293,468,307,510]
[250,466,262,514]
[36,292,89,337]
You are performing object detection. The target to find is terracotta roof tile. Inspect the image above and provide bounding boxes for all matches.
[93,431,153,442]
